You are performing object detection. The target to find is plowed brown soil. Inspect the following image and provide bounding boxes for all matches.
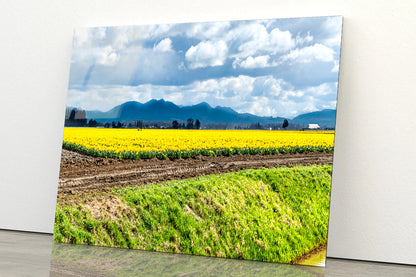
[58,149,333,194]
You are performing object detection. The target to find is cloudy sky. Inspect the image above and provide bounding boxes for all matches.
[67,16,342,118]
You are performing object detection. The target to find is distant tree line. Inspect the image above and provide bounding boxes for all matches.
[171,118,201,129]
[99,119,203,130]
[233,120,294,130]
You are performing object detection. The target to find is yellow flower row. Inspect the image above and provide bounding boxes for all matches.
[63,128,334,154]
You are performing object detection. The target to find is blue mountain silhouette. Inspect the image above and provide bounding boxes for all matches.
[85,99,336,127]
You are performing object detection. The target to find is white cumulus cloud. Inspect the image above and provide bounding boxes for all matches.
[232,24,295,58]
[153,38,174,52]
[235,55,272,69]
[280,43,335,64]
[185,40,228,69]
[185,21,230,40]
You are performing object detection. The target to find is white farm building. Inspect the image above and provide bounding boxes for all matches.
[308,124,321,129]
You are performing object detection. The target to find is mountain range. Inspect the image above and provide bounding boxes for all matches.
[84,99,336,128]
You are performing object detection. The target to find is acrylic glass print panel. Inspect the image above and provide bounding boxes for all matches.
[55,16,342,267]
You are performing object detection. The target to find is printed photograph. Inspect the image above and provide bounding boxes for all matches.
[54,16,343,266]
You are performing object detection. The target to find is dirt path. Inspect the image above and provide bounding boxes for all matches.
[58,149,333,194]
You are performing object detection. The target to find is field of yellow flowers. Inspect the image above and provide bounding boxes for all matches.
[62,128,334,159]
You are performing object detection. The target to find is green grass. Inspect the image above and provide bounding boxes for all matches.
[54,165,332,263]
[63,141,333,160]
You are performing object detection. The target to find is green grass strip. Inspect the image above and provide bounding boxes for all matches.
[63,141,333,160]
[54,165,332,263]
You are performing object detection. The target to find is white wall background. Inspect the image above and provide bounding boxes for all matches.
[0,0,415,265]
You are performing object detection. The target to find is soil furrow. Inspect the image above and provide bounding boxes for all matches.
[58,149,333,194]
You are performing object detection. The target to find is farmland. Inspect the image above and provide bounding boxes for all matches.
[62,128,334,159]
[55,127,334,265]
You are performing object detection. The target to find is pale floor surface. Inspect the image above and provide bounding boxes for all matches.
[1,229,416,277]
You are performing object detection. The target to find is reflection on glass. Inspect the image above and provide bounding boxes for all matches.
[50,242,325,277]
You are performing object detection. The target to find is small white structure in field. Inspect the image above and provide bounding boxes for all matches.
[308,124,321,129]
